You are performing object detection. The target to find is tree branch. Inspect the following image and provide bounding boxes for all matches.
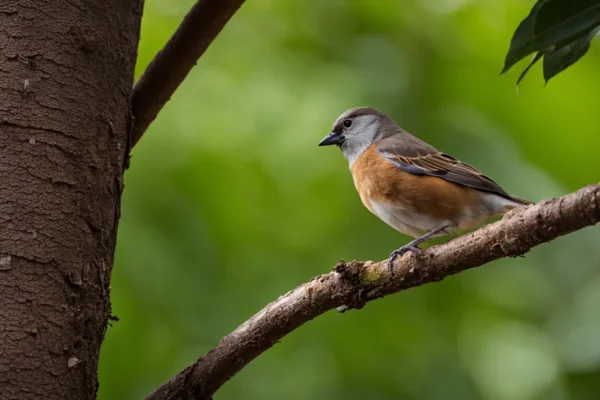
[145,183,600,399]
[130,0,245,147]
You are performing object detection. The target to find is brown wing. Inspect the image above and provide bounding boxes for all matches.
[377,144,512,199]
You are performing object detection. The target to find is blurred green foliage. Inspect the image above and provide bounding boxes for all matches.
[98,1,600,399]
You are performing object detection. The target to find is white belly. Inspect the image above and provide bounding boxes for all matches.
[369,199,494,238]
[369,200,448,238]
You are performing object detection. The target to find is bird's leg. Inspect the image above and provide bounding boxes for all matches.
[388,226,449,273]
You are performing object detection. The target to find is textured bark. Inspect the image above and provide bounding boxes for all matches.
[145,183,600,400]
[0,1,142,398]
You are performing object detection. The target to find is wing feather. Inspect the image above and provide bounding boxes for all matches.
[378,149,511,198]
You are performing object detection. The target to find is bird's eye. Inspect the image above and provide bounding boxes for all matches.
[343,119,352,128]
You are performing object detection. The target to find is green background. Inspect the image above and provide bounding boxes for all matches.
[99,1,600,399]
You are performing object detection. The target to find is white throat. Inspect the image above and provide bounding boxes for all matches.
[342,140,371,168]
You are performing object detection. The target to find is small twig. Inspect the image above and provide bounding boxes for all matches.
[130,0,246,146]
[144,184,600,399]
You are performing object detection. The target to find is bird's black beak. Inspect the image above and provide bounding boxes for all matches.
[318,131,344,146]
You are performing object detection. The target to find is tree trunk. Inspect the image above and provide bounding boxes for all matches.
[0,1,142,398]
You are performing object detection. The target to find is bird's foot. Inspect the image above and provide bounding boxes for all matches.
[388,245,424,273]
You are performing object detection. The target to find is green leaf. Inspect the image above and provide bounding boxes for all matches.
[502,0,600,74]
[502,0,551,73]
[543,27,599,82]
[516,52,544,86]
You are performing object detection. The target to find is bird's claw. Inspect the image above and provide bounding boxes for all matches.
[388,245,424,273]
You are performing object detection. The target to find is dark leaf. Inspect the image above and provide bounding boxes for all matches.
[502,0,551,73]
[543,27,599,82]
[516,52,544,86]
[502,0,600,73]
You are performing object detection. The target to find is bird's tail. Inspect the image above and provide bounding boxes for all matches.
[508,195,533,206]
[480,192,532,215]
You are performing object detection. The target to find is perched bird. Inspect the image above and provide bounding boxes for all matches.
[319,107,531,272]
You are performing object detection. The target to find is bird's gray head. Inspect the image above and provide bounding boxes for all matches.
[318,107,396,167]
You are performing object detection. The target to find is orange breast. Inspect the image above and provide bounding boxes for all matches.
[350,145,479,221]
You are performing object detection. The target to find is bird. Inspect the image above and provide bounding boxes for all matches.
[318,107,531,272]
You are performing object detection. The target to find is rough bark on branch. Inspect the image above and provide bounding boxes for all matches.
[145,183,600,399]
[130,0,246,146]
